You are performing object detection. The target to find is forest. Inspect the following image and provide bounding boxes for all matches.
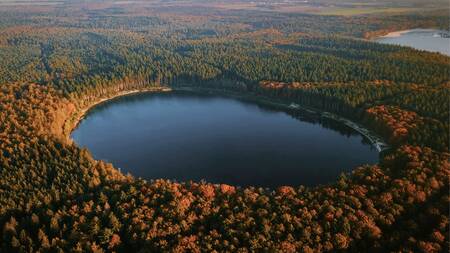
[0,1,449,252]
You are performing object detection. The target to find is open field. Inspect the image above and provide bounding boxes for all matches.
[0,0,445,16]
[315,7,423,16]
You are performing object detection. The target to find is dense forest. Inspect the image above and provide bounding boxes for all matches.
[0,1,449,252]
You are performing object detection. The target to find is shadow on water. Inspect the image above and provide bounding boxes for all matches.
[74,91,379,188]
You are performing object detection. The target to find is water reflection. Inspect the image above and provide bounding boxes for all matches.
[72,91,379,188]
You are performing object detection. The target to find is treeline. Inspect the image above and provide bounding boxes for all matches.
[0,4,449,252]
[263,11,447,37]
[254,81,449,151]
[0,4,447,39]
[1,28,449,95]
[0,84,449,253]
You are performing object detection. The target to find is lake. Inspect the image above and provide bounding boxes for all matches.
[72,91,378,187]
[376,29,450,56]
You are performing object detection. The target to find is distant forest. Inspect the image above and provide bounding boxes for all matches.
[0,1,449,252]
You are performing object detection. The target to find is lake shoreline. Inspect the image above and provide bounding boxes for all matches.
[375,28,449,38]
[66,85,389,152]
[173,87,388,152]
[64,86,173,142]
[371,28,450,56]
[366,27,449,40]
[376,29,413,38]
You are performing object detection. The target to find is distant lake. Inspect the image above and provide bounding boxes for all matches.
[376,29,450,56]
[72,91,378,187]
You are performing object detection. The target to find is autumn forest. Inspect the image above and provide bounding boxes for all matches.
[0,0,449,252]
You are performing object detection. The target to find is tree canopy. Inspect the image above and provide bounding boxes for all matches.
[0,2,449,252]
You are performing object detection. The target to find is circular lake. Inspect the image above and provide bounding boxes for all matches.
[71,91,378,187]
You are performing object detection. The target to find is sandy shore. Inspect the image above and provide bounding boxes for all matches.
[376,28,444,38]
[377,30,412,38]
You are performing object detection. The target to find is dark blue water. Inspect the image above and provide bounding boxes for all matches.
[71,91,378,187]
